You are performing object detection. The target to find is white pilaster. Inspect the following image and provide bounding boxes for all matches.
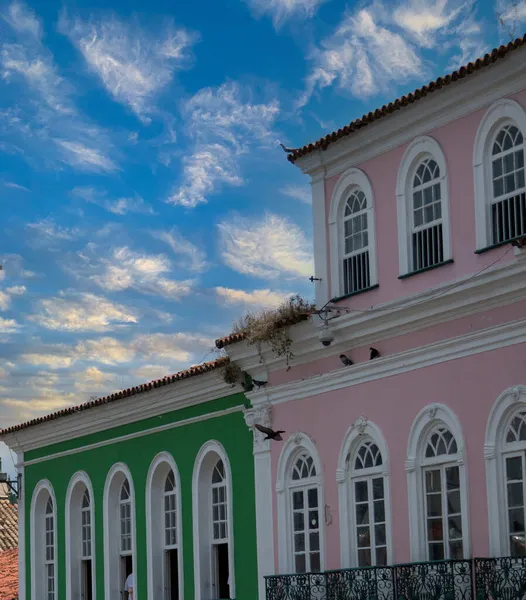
[244,404,275,600]
[311,173,329,306]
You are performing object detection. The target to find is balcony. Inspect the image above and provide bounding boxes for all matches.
[265,557,526,600]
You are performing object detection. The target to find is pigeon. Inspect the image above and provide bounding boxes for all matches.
[254,424,285,441]
[512,237,526,248]
[370,347,380,359]
[252,379,268,389]
[339,354,354,366]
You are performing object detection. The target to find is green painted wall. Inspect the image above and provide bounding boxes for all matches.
[24,392,258,600]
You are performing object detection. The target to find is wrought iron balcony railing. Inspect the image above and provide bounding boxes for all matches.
[266,557,526,600]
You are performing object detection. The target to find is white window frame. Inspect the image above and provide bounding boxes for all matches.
[30,480,57,600]
[485,385,526,555]
[396,136,451,276]
[276,432,325,574]
[406,404,469,561]
[65,471,96,600]
[328,168,378,299]
[474,99,526,250]
[336,419,392,568]
[192,441,235,600]
[103,463,137,600]
[146,452,184,600]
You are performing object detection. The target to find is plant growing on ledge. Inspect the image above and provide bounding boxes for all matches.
[222,360,243,386]
[232,295,315,368]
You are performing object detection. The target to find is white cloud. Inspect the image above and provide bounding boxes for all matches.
[30,292,138,332]
[4,1,42,38]
[26,218,80,246]
[134,364,172,381]
[168,82,279,207]
[0,316,19,333]
[55,140,118,172]
[21,352,74,368]
[72,186,155,215]
[0,284,26,310]
[2,181,30,191]
[218,213,313,279]
[74,337,135,365]
[281,184,311,204]
[0,291,10,311]
[6,285,25,296]
[393,0,461,47]
[216,287,292,308]
[132,332,214,362]
[74,366,114,393]
[152,228,207,272]
[245,0,325,28]
[60,13,198,120]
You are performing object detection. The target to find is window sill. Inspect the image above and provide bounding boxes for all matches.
[398,259,454,280]
[475,236,523,254]
[330,284,379,303]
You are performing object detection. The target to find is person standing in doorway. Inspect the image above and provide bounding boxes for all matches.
[125,572,134,599]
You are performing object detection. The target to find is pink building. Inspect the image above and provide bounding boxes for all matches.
[221,38,526,600]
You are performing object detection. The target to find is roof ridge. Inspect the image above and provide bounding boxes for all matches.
[288,34,526,163]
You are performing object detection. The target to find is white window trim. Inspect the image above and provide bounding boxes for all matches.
[328,167,378,299]
[396,136,451,276]
[65,471,96,600]
[336,419,392,568]
[276,432,325,574]
[30,479,57,600]
[192,440,235,600]
[405,403,470,561]
[146,452,184,600]
[103,463,137,600]
[484,384,526,556]
[473,99,526,250]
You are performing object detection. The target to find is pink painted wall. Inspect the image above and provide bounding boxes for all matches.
[322,89,526,308]
[270,342,526,570]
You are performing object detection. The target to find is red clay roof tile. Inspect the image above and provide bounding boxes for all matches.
[0,548,18,600]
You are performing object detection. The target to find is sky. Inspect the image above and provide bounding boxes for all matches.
[0,0,524,476]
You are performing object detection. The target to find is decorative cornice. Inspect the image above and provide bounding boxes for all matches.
[248,317,526,408]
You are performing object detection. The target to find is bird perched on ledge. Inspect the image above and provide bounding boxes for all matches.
[252,379,268,389]
[254,424,285,441]
[340,354,354,366]
[370,347,380,359]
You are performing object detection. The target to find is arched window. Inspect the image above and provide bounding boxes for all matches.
[193,442,235,600]
[66,472,95,600]
[31,481,57,600]
[146,453,183,600]
[485,386,526,556]
[406,405,469,561]
[337,419,392,568]
[473,99,526,250]
[276,433,325,574]
[397,137,451,276]
[104,464,136,600]
[329,168,378,299]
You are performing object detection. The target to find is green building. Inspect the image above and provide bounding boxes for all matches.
[0,358,266,600]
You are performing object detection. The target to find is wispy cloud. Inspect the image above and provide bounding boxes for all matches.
[72,186,155,215]
[0,316,19,333]
[55,140,118,172]
[216,286,292,308]
[2,181,29,191]
[281,184,311,204]
[60,12,198,121]
[30,291,138,332]
[218,212,313,279]
[152,228,208,273]
[0,285,26,311]
[245,0,325,28]
[26,218,81,250]
[168,81,280,207]
[496,0,526,37]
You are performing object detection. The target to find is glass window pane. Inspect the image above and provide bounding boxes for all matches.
[308,511,318,530]
[429,543,444,561]
[373,478,384,500]
[423,186,433,206]
[373,500,385,523]
[376,546,387,566]
[310,532,320,552]
[504,153,515,173]
[293,491,304,510]
[494,178,504,197]
[493,158,503,178]
[357,526,370,548]
[307,488,318,508]
[310,552,321,572]
[517,169,525,189]
[511,534,526,557]
[507,457,523,481]
[517,150,525,169]
[446,467,460,490]
[355,481,368,502]
[447,490,461,514]
[449,540,463,559]
[358,549,372,567]
[427,518,444,541]
[425,470,442,493]
[414,191,423,209]
[375,524,386,545]
[506,174,516,193]
[509,508,525,533]
[294,533,305,552]
[508,482,524,508]
[426,494,442,517]
[293,512,304,532]
[355,504,369,525]
[414,208,423,227]
[295,554,306,573]
[448,516,463,539]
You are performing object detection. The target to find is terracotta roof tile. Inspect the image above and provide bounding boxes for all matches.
[0,548,18,600]
[287,35,526,163]
[0,486,17,553]
[0,357,228,436]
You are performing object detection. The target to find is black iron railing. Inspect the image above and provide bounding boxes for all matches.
[267,558,526,600]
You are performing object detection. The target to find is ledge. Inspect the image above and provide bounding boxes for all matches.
[398,259,454,280]
[475,237,521,254]
[330,284,379,303]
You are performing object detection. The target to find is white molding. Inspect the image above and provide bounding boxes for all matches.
[30,479,57,600]
[406,404,470,561]
[484,385,526,556]
[293,50,526,178]
[17,452,25,600]
[276,432,326,574]
[2,372,237,453]
[243,405,274,600]
[396,136,451,275]
[336,419,393,567]
[65,471,96,600]
[103,463,137,600]
[145,452,184,600]
[192,440,236,600]
[223,251,526,376]
[473,98,526,249]
[248,317,526,408]
[19,405,245,468]
[311,176,330,307]
[329,168,378,298]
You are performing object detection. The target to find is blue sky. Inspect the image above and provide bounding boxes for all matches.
[0,0,524,474]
